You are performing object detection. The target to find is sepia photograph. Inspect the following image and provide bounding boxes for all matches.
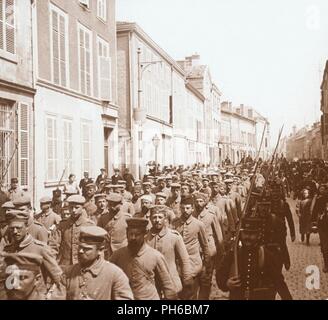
[0,0,328,306]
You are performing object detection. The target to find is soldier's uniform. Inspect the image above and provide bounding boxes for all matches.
[110,218,177,300]
[48,196,94,267]
[65,226,133,300]
[35,197,61,232]
[146,223,193,294]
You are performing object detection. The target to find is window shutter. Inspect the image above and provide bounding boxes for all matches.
[5,0,15,54]
[52,10,60,85]
[100,55,111,100]
[85,32,91,96]
[0,0,3,50]
[59,15,66,87]
[79,29,85,94]
[19,103,28,187]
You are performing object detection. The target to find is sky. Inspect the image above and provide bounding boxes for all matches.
[117,0,328,141]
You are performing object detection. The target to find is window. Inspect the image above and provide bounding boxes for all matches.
[97,0,106,21]
[63,119,73,179]
[19,103,29,187]
[46,115,58,181]
[78,24,92,96]
[0,0,15,55]
[50,4,68,87]
[81,121,92,176]
[97,36,111,101]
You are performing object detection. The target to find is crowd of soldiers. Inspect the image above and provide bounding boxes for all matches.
[0,156,326,300]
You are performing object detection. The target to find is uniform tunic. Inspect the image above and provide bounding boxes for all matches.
[110,244,177,300]
[65,257,133,300]
[34,209,61,231]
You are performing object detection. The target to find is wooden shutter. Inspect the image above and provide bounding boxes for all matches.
[85,32,91,96]
[0,0,3,50]
[59,15,66,87]
[52,10,60,85]
[5,0,14,54]
[19,103,28,187]
[79,28,85,94]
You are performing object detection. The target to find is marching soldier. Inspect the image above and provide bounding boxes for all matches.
[200,177,212,198]
[110,217,177,300]
[134,194,153,230]
[64,226,133,300]
[146,205,193,297]
[216,217,292,300]
[48,195,94,269]
[83,183,97,218]
[172,196,210,300]
[91,194,109,224]
[155,192,175,225]
[7,178,26,202]
[34,196,61,232]
[97,193,131,257]
[166,183,182,218]
[225,178,242,219]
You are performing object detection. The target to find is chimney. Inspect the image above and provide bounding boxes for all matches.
[191,54,201,67]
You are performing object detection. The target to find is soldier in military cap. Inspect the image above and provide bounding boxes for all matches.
[152,177,171,198]
[2,252,45,300]
[193,192,225,299]
[0,202,14,245]
[110,217,177,300]
[111,168,123,185]
[142,182,156,202]
[3,210,63,288]
[79,172,93,198]
[8,178,26,202]
[200,177,212,198]
[48,195,94,268]
[64,226,133,300]
[216,217,292,300]
[146,205,193,297]
[12,196,49,243]
[96,168,108,188]
[134,195,153,230]
[35,197,61,233]
[155,192,175,225]
[83,183,97,219]
[97,193,131,257]
[172,196,210,300]
[167,183,182,218]
[225,178,242,220]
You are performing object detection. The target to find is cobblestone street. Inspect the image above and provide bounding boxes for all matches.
[211,198,328,300]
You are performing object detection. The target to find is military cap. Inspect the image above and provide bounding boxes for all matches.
[11,178,18,184]
[104,184,114,190]
[106,193,123,203]
[209,172,219,176]
[171,183,181,188]
[209,181,219,186]
[85,183,96,189]
[4,252,42,272]
[134,180,142,184]
[166,175,172,180]
[140,194,153,203]
[142,182,152,187]
[224,179,234,184]
[220,170,227,174]
[193,193,208,202]
[202,177,210,182]
[40,196,52,204]
[94,194,107,201]
[147,176,155,179]
[155,192,168,199]
[157,176,166,182]
[114,168,120,172]
[13,195,31,207]
[240,217,262,232]
[225,172,234,177]
[66,195,86,204]
[180,181,190,187]
[150,205,168,217]
[126,217,149,230]
[79,226,107,245]
[1,201,14,209]
[6,210,29,222]
[117,180,127,185]
[180,195,194,206]
[113,184,124,189]
[104,178,112,185]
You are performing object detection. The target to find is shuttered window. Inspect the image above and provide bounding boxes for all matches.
[81,121,92,176]
[19,103,28,187]
[78,24,92,96]
[97,0,106,21]
[0,0,15,54]
[97,36,111,101]
[46,115,58,181]
[63,119,72,179]
[50,5,68,87]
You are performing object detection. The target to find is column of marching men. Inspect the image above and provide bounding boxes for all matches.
[0,163,293,300]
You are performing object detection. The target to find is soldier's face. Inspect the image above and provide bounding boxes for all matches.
[171,188,180,197]
[211,185,220,195]
[11,182,18,189]
[155,197,166,205]
[226,183,233,192]
[195,198,206,210]
[141,200,152,210]
[151,213,166,230]
[86,188,95,198]
[143,186,151,194]
[203,180,209,187]
[159,181,166,188]
[70,204,84,218]
[240,230,260,248]
[8,221,28,243]
[181,204,193,218]
[96,199,107,211]
[166,179,172,187]
[219,185,226,195]
[189,184,196,192]
[127,228,146,252]
[78,243,99,267]
[181,186,190,196]
[6,269,40,300]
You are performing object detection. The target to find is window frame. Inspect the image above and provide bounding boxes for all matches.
[0,0,16,57]
[45,114,59,182]
[97,0,107,21]
[97,35,112,101]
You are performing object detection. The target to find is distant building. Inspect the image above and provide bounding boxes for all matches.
[321,60,328,158]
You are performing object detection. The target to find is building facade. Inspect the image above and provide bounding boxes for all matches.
[117,22,210,178]
[0,0,35,192]
[33,0,118,201]
[321,60,328,159]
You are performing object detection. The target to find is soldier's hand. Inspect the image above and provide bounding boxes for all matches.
[291,234,296,242]
[227,276,241,290]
